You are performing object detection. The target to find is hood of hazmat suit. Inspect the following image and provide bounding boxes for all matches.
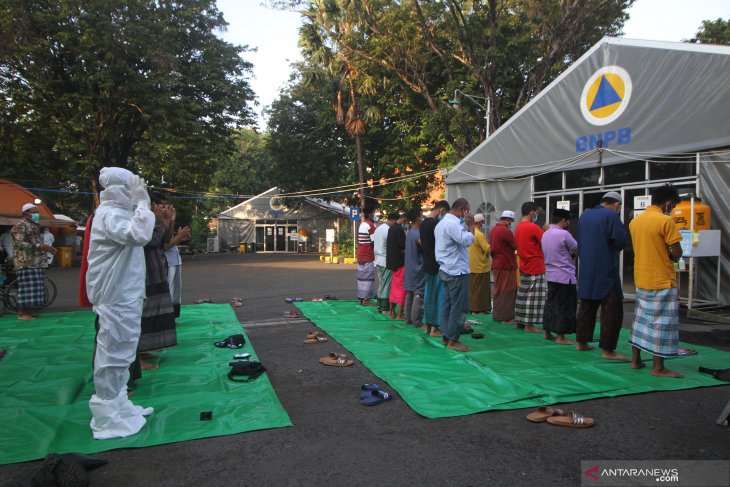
[86,167,155,305]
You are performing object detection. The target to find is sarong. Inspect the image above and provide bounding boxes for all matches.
[376,265,392,311]
[356,262,375,299]
[389,266,406,306]
[423,273,443,327]
[167,264,182,318]
[139,281,177,352]
[16,267,46,310]
[515,272,546,326]
[468,272,491,313]
[492,268,516,323]
[629,288,679,357]
[543,281,577,334]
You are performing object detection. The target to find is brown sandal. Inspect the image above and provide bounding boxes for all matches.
[526,406,565,423]
[546,411,595,428]
[319,353,353,367]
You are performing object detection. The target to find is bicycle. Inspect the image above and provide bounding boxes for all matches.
[1,274,57,313]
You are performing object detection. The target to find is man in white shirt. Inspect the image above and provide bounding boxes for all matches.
[0,227,14,263]
[373,212,398,314]
[435,198,475,352]
[42,227,55,267]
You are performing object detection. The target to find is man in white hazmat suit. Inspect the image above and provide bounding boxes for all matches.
[86,167,156,439]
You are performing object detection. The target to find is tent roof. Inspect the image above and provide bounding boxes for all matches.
[0,179,75,227]
[218,187,349,220]
[446,37,730,184]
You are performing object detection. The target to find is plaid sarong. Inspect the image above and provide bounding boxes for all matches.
[514,272,546,326]
[16,267,46,310]
[630,288,679,357]
[356,262,375,299]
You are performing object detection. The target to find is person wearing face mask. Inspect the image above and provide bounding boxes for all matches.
[576,191,628,362]
[514,202,547,334]
[629,184,684,378]
[434,198,475,352]
[386,213,408,319]
[541,209,578,344]
[490,210,517,324]
[11,203,57,320]
[419,200,450,337]
[85,167,156,439]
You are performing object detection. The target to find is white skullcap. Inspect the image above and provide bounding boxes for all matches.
[500,210,516,220]
[22,203,37,212]
[602,191,622,204]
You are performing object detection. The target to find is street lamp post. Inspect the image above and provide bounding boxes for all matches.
[448,89,491,137]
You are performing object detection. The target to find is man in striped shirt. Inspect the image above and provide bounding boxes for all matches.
[356,206,377,306]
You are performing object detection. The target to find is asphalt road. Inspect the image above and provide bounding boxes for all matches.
[2,252,729,486]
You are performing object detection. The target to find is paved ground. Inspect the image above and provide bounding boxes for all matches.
[1,252,729,486]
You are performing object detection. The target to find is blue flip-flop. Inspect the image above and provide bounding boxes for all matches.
[361,390,392,406]
[360,383,380,398]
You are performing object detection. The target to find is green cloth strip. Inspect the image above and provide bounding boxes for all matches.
[0,304,291,465]
[296,300,729,419]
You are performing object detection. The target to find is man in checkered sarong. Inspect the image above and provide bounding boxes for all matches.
[629,184,684,378]
[11,203,57,320]
[513,201,546,334]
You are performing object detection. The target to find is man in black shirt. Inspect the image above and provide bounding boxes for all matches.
[386,214,407,319]
[419,201,451,336]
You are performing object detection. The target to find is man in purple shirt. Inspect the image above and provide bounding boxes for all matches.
[541,209,578,344]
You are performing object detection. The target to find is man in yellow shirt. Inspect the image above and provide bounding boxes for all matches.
[468,213,491,314]
[628,184,683,378]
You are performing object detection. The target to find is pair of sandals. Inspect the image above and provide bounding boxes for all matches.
[303,332,328,344]
[319,353,353,367]
[230,297,243,307]
[360,383,393,406]
[526,406,595,428]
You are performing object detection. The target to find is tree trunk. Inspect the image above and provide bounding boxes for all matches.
[355,134,365,209]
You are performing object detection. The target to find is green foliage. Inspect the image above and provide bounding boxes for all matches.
[689,17,730,45]
[0,0,255,219]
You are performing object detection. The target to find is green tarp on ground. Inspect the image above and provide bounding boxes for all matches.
[0,304,291,465]
[296,300,729,419]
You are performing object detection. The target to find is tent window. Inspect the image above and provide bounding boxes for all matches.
[649,161,694,180]
[565,167,600,188]
[604,161,646,185]
[534,172,562,191]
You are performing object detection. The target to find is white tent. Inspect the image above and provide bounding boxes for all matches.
[446,37,730,305]
[217,188,350,253]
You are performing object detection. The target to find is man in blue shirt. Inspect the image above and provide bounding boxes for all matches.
[576,191,628,361]
[435,198,475,352]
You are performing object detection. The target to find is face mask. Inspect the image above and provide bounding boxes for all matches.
[459,217,465,225]
[532,216,538,224]
[401,223,409,231]
[437,214,444,221]
[507,223,512,229]
[31,213,40,223]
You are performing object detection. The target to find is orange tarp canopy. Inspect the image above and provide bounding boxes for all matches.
[0,178,73,227]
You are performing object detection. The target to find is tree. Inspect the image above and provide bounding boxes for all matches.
[689,17,730,45]
[0,0,255,217]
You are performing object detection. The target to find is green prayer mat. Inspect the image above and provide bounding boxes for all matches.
[296,300,729,419]
[0,304,291,465]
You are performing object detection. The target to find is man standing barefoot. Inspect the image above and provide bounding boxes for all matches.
[513,202,546,335]
[629,184,684,378]
[435,198,475,352]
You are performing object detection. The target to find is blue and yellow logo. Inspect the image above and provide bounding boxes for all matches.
[580,66,632,126]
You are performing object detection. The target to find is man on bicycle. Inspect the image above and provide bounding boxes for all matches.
[11,203,56,320]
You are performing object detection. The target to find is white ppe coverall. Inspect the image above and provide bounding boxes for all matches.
[86,167,155,440]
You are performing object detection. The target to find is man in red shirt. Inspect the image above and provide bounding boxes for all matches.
[356,206,377,306]
[489,210,517,324]
[513,201,545,334]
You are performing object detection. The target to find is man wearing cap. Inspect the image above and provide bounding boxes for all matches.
[468,213,491,314]
[373,212,397,314]
[514,202,546,334]
[576,191,628,361]
[629,184,683,378]
[11,203,57,320]
[489,210,517,323]
[541,209,578,344]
